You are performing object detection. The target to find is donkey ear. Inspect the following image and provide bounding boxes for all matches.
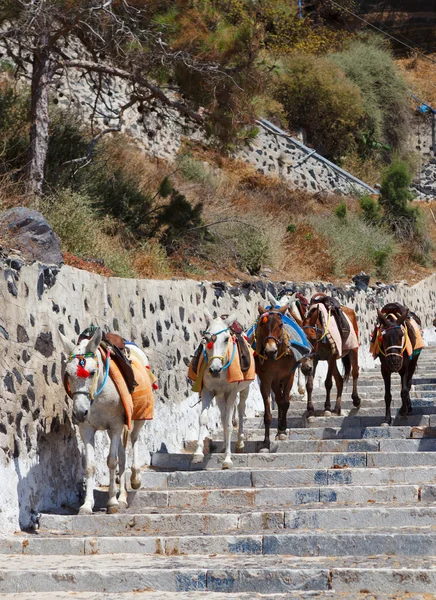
[258,305,266,315]
[58,329,76,356]
[204,307,213,325]
[267,291,278,307]
[377,309,389,327]
[223,313,237,327]
[396,309,409,326]
[85,327,102,354]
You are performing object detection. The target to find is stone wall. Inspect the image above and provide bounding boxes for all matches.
[2,260,436,534]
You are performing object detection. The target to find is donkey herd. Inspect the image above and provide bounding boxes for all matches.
[60,291,424,515]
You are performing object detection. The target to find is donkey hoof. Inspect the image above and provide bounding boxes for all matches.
[78,505,93,516]
[324,410,332,417]
[298,386,305,396]
[131,479,141,490]
[307,415,316,423]
[276,433,287,441]
[381,421,390,428]
[235,444,245,454]
[107,504,119,515]
[222,460,233,470]
[118,501,128,512]
[259,447,270,454]
[191,453,204,464]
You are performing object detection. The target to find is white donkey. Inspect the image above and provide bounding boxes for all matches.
[60,327,145,514]
[192,310,252,469]
[268,292,306,396]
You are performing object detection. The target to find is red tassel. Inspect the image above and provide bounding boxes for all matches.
[152,382,159,390]
[146,365,150,369]
[262,316,268,323]
[243,335,248,340]
[207,341,214,349]
[253,351,258,357]
[76,365,90,378]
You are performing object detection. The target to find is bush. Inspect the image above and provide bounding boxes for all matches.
[310,212,398,278]
[273,54,365,160]
[330,38,410,154]
[334,201,347,220]
[40,190,136,277]
[360,195,382,225]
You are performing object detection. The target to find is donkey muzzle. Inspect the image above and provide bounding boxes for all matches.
[386,353,403,373]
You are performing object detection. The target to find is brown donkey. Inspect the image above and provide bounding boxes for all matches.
[253,305,299,452]
[300,304,361,420]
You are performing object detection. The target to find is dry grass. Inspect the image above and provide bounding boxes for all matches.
[397,54,436,108]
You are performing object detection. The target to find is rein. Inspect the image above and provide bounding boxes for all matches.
[375,323,408,358]
[302,307,331,356]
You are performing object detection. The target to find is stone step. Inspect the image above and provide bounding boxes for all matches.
[208,426,435,443]
[139,466,436,489]
[206,437,436,454]
[244,414,433,430]
[2,554,436,594]
[264,405,436,419]
[9,528,436,558]
[0,593,337,600]
[38,504,436,537]
[151,451,436,471]
[88,483,425,512]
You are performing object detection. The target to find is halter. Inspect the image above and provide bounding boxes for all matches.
[67,348,111,402]
[253,311,288,361]
[376,323,408,358]
[202,327,236,371]
[302,307,331,357]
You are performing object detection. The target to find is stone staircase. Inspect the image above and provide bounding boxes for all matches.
[2,348,436,599]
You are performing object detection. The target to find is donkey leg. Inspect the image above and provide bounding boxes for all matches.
[130,420,145,490]
[236,387,249,453]
[118,427,128,509]
[324,359,335,416]
[222,392,238,469]
[306,359,318,422]
[192,389,213,464]
[78,424,96,515]
[399,366,411,417]
[276,376,293,440]
[332,361,344,416]
[381,363,393,426]
[107,427,122,514]
[259,379,272,452]
[351,349,361,408]
[297,366,305,396]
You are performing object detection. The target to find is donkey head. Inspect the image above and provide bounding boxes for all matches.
[203,308,236,377]
[376,309,409,373]
[257,304,287,360]
[60,327,102,423]
[300,307,320,376]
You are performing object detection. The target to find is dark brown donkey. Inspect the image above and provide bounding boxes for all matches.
[300,303,361,420]
[372,305,422,426]
[253,305,298,452]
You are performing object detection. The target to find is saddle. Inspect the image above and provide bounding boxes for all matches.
[190,318,251,376]
[78,327,137,393]
[380,302,422,327]
[310,293,351,340]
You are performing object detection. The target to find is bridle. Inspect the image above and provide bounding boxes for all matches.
[376,323,408,359]
[302,306,330,358]
[254,311,288,361]
[201,327,236,371]
[65,348,111,403]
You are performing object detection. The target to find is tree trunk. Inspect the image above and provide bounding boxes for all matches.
[27,42,51,200]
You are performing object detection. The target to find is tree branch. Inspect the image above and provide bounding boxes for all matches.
[60,60,205,124]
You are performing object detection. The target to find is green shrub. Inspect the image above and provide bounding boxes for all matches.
[330,38,409,153]
[360,195,382,225]
[178,156,220,189]
[334,201,347,220]
[0,81,29,175]
[273,54,365,160]
[310,213,398,278]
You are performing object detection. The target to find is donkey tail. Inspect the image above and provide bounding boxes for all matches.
[123,424,129,450]
[342,354,351,383]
